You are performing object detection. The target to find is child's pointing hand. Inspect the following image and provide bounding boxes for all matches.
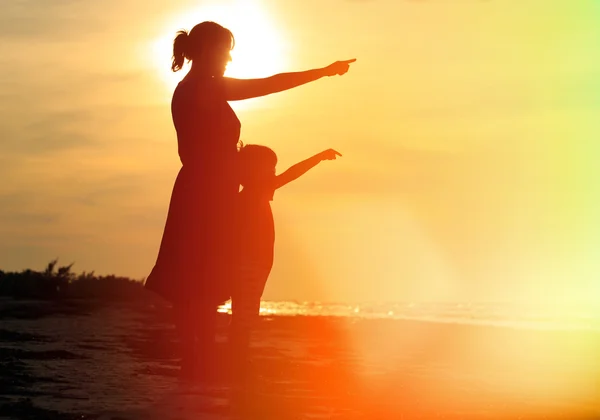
[319,149,342,161]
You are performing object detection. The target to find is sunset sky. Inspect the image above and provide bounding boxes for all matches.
[1,0,598,304]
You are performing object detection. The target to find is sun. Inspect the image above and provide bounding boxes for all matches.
[150,0,288,104]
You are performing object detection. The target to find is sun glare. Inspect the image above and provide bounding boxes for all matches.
[151,0,287,106]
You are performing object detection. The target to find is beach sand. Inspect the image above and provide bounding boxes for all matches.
[1,297,599,419]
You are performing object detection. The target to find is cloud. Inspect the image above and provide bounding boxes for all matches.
[0,0,109,41]
[1,111,103,156]
[0,166,169,257]
[0,98,166,159]
[0,63,145,102]
[0,191,65,247]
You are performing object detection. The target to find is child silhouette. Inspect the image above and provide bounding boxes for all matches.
[230,143,341,403]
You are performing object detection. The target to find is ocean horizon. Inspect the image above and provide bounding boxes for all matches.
[216,300,600,333]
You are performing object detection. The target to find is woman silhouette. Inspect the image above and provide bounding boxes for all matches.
[145,21,355,380]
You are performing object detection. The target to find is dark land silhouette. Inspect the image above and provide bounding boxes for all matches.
[0,259,150,302]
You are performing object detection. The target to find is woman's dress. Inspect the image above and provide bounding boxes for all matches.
[145,77,240,306]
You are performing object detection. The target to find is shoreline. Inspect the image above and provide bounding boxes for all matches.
[3,296,598,333]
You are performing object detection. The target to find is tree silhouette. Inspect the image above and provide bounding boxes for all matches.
[0,259,151,302]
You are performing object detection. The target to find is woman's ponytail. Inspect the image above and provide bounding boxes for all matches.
[171,30,189,72]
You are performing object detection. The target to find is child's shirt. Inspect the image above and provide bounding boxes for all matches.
[236,187,275,271]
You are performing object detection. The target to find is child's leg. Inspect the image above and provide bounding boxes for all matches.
[230,264,269,389]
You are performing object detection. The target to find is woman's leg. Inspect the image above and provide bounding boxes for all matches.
[174,300,196,380]
[194,302,219,379]
[176,300,219,381]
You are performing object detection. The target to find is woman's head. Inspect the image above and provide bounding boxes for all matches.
[171,21,235,75]
[238,143,277,188]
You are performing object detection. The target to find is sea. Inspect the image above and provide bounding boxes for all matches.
[2,297,599,419]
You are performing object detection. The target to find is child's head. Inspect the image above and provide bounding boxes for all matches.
[237,142,277,188]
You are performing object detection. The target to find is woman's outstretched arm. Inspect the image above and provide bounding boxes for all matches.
[220,59,356,101]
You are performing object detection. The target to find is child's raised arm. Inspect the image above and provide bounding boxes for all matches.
[275,149,341,189]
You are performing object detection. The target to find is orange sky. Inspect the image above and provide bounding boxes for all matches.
[1,0,598,304]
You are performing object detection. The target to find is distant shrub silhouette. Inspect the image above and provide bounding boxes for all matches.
[0,259,151,302]
[67,274,147,300]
